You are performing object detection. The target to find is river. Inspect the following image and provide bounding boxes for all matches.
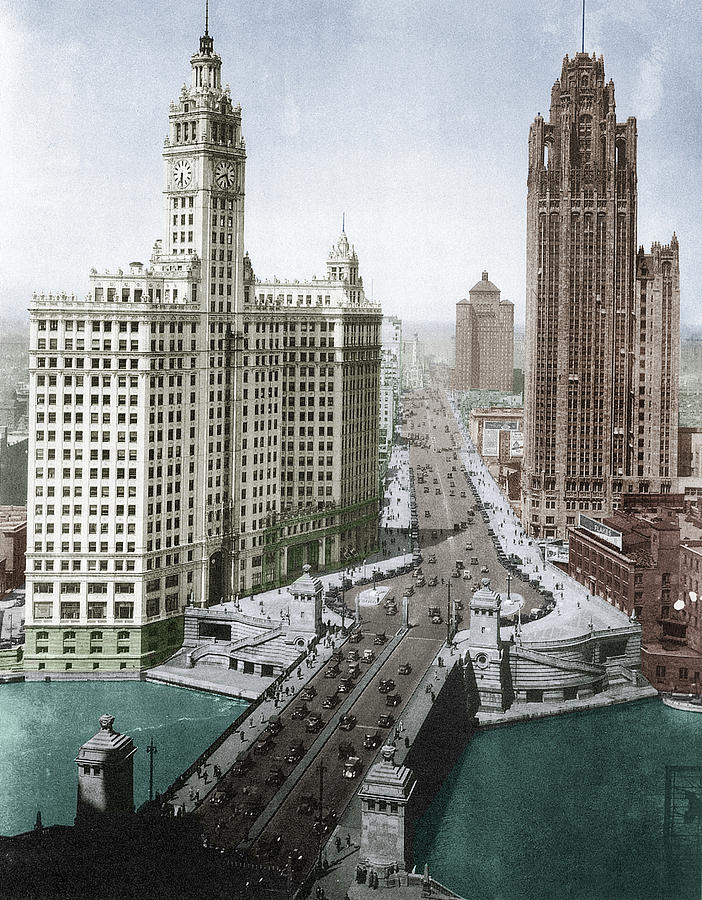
[414,699,702,900]
[0,680,247,836]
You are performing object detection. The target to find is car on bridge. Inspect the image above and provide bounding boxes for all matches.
[231,755,253,777]
[343,756,362,779]
[254,734,275,755]
[339,714,357,731]
[338,741,355,760]
[322,693,340,710]
[300,685,317,702]
[285,740,305,764]
[363,731,382,750]
[378,679,396,694]
[266,717,282,736]
[265,766,285,787]
[305,714,325,733]
[291,702,309,720]
[377,713,395,729]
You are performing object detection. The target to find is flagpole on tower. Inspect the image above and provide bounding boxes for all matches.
[581,0,585,53]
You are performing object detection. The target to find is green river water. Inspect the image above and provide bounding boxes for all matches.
[414,698,702,900]
[0,680,247,836]
[2,685,700,899]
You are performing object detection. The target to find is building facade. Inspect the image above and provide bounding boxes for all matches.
[567,499,702,693]
[401,333,425,391]
[0,506,26,597]
[453,272,513,392]
[522,53,679,539]
[23,24,380,673]
[379,316,402,464]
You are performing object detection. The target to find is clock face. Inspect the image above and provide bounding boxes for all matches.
[215,161,237,190]
[173,159,192,188]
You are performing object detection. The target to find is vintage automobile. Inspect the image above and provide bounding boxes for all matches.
[377,713,395,729]
[363,731,382,750]
[339,714,357,731]
[397,662,412,675]
[378,679,396,694]
[285,740,305,764]
[386,693,402,707]
[300,685,317,702]
[305,714,325,734]
[322,693,340,710]
[343,757,362,779]
[291,703,309,720]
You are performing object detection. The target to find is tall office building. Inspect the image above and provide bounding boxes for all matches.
[379,316,403,458]
[24,21,380,672]
[453,272,514,391]
[522,52,679,539]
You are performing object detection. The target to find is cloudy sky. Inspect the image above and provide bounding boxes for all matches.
[1,0,700,328]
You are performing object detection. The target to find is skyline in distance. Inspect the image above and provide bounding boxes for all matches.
[1,0,700,328]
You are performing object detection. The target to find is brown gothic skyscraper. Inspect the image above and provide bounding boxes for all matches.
[522,53,679,539]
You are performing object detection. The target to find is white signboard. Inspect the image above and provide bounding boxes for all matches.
[510,431,524,458]
[482,428,500,456]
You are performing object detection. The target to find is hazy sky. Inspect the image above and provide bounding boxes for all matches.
[1,0,700,328]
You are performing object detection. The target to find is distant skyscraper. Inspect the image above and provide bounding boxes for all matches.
[453,272,514,392]
[522,52,679,539]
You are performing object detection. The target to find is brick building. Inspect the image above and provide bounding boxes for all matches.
[0,506,27,597]
[568,498,702,693]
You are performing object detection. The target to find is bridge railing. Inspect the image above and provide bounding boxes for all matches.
[158,647,307,806]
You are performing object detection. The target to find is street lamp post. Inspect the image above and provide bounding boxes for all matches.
[506,573,512,603]
[316,762,327,874]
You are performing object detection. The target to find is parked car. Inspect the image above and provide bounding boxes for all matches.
[339,714,357,731]
[324,664,340,679]
[428,576,438,587]
[373,632,387,646]
[362,649,375,663]
[462,571,472,581]
[386,693,402,707]
[347,648,360,662]
[349,629,364,643]
[405,585,414,597]
[398,662,412,675]
[363,731,382,750]
[305,714,324,733]
[386,603,397,616]
[470,557,479,566]
[427,555,436,564]
[451,570,460,578]
[338,677,355,694]
[347,662,361,679]
[480,566,489,574]
[378,678,396,694]
[300,685,317,702]
[322,693,340,710]
[377,713,395,729]
[415,576,426,587]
